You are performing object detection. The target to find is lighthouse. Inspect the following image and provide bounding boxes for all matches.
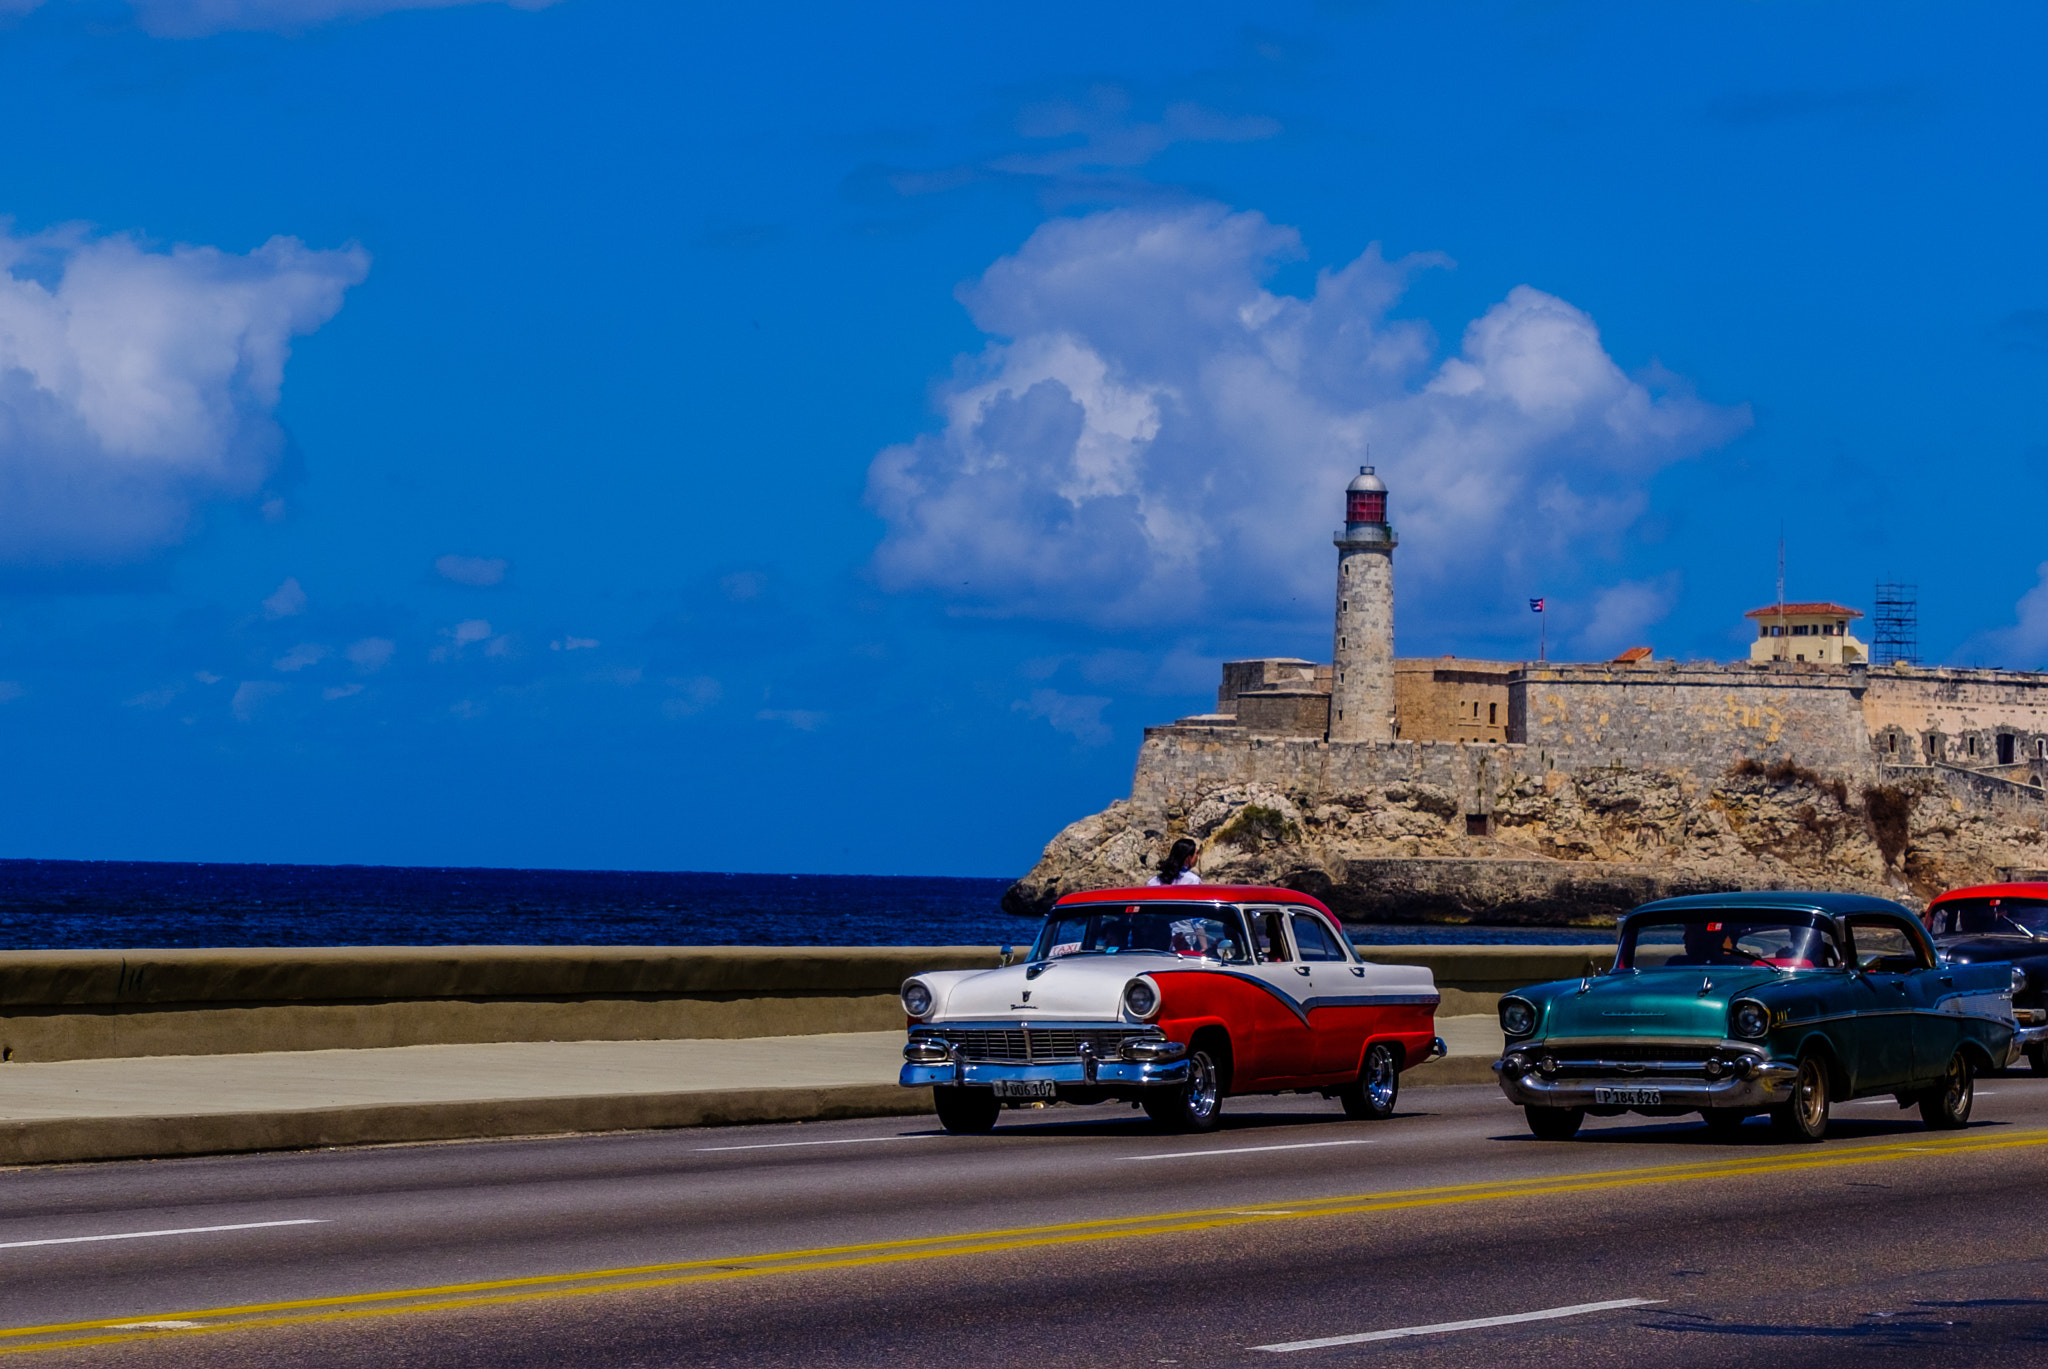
[1329,466,1396,743]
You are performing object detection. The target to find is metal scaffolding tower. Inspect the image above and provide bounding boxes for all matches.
[1873,582,1919,666]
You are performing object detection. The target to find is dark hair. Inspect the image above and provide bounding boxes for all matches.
[1159,837,1198,880]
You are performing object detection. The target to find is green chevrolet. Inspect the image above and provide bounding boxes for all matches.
[1495,892,2015,1142]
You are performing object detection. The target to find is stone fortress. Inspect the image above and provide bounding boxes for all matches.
[1006,468,2048,925]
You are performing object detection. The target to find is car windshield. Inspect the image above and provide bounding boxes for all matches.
[1619,914,1841,970]
[1032,904,1250,963]
[1930,896,2048,938]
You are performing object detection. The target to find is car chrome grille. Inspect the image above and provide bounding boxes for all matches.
[1553,1043,1718,1078]
[911,1026,1153,1062]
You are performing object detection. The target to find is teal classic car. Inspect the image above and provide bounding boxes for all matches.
[1495,892,2015,1142]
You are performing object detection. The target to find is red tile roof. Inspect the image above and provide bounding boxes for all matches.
[1611,646,1652,663]
[1743,602,1863,619]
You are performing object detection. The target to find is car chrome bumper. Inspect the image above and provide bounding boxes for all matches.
[899,1058,1191,1090]
[2007,1022,2048,1066]
[1493,1061,1800,1111]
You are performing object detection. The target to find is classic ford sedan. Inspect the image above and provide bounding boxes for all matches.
[900,885,1445,1134]
[1495,892,2014,1143]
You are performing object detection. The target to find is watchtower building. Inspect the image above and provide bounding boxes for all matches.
[1330,466,1397,742]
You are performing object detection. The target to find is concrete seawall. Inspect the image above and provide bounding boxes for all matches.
[0,944,1612,1062]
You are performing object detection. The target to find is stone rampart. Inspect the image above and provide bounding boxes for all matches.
[1510,662,1874,777]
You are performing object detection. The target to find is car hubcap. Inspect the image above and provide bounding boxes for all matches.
[1187,1053,1218,1120]
[1366,1049,1396,1109]
[1945,1057,1969,1114]
[1797,1060,1826,1130]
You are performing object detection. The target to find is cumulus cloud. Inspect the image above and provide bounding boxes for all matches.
[0,227,366,566]
[551,636,598,651]
[1573,576,1682,658]
[1979,564,2048,667]
[663,676,722,717]
[1014,688,1113,745]
[756,708,825,731]
[4,0,559,39]
[262,577,307,618]
[345,636,395,672]
[322,682,364,699]
[868,204,1747,628]
[435,553,508,587]
[272,642,328,672]
[230,679,284,720]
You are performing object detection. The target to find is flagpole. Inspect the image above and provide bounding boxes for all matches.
[1540,606,1546,663]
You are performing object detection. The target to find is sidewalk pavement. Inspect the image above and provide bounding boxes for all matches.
[0,1016,1506,1167]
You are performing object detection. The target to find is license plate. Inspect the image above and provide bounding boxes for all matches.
[1594,1086,1662,1106]
[993,1079,1058,1099]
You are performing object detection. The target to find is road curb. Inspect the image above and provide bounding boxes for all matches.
[0,1084,939,1167]
[0,1058,1502,1166]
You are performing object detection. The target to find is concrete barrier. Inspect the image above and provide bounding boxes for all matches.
[0,943,1613,1062]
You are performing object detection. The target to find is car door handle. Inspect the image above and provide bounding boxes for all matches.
[1350,966,1365,977]
[1940,975,1954,985]
[1294,965,1311,976]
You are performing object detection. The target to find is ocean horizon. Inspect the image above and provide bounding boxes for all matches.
[0,859,1608,949]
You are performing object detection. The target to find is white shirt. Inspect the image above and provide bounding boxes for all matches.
[1146,870,1202,886]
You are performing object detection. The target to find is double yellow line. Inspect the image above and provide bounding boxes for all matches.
[7,1126,2044,1358]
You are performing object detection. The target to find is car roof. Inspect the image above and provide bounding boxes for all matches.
[1626,890,1917,920]
[1049,885,1338,918]
[1928,882,2048,905]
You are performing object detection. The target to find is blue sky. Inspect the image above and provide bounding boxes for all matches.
[0,0,2043,877]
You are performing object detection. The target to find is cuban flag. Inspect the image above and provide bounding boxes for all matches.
[1530,598,1545,613]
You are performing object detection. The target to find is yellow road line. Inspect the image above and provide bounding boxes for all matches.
[8,1125,2046,1358]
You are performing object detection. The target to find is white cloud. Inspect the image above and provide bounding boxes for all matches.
[125,685,180,709]
[551,636,598,651]
[868,204,1747,628]
[1013,688,1113,745]
[1980,563,2048,667]
[322,682,364,700]
[430,618,500,661]
[663,676,722,717]
[1573,576,1681,659]
[261,577,307,618]
[272,641,328,672]
[435,553,508,587]
[0,227,365,566]
[756,708,825,731]
[3,0,559,39]
[345,636,395,672]
[230,679,284,720]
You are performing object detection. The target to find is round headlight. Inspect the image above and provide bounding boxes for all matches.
[1500,997,1537,1038]
[901,981,934,1018]
[1123,977,1159,1019]
[2014,966,2027,995]
[1731,1000,1769,1040]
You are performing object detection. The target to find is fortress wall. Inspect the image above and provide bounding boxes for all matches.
[1863,668,2048,766]
[1509,663,1874,778]
[1132,729,1533,824]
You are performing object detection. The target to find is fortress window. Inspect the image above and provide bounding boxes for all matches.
[2000,734,2016,765]
[2038,740,2046,759]
[1489,702,1498,724]
[1888,734,1897,753]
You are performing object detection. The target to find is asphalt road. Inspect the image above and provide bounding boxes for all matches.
[7,1071,2048,1367]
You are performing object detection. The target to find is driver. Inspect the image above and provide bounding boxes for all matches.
[1676,921,1744,965]
[1170,917,1222,957]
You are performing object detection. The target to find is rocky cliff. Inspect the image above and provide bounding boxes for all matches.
[1004,751,2048,926]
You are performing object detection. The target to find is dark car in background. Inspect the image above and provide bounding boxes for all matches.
[1924,882,2048,1071]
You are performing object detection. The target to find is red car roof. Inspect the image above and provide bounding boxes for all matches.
[1049,885,1338,918]
[1928,882,2048,905]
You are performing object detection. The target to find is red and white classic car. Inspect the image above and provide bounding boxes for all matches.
[899,885,1445,1133]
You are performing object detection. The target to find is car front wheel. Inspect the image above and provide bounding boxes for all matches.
[1338,1042,1400,1120]
[932,1085,1001,1134]
[1919,1050,1974,1130]
[1143,1047,1224,1133]
[1525,1105,1583,1140]
[1770,1053,1831,1143]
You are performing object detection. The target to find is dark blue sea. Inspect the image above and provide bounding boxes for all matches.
[0,860,1605,949]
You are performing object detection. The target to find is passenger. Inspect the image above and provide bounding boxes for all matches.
[1672,922,1743,966]
[1147,837,1202,887]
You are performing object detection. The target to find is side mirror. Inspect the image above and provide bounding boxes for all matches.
[1217,939,1239,962]
[999,943,1015,967]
